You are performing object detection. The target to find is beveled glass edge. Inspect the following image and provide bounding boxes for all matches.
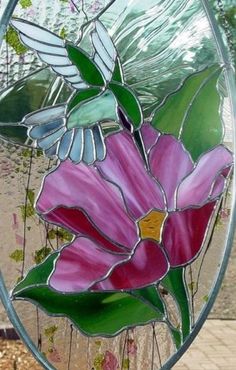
[161,0,236,368]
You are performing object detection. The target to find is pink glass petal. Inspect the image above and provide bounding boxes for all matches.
[209,175,225,200]
[49,237,129,292]
[37,161,138,249]
[97,132,165,219]
[141,123,160,152]
[162,202,216,267]
[91,240,169,291]
[149,134,193,210]
[41,207,127,253]
[177,146,233,209]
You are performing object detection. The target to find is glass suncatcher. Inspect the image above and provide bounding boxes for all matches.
[0,0,235,369]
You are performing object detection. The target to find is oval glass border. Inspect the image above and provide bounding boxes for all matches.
[0,1,235,369]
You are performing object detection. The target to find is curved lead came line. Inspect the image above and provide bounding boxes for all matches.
[38,127,66,150]
[58,130,74,161]
[19,33,67,56]
[92,32,114,71]
[11,18,64,46]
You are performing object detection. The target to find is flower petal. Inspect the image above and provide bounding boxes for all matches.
[41,207,127,253]
[141,123,160,152]
[177,146,233,208]
[91,240,169,291]
[49,237,129,293]
[149,134,193,210]
[97,132,165,219]
[37,161,138,249]
[162,202,216,267]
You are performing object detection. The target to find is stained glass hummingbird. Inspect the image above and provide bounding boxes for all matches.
[11,18,143,165]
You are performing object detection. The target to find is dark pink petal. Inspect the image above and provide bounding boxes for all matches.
[49,237,129,292]
[177,146,233,208]
[162,202,216,267]
[91,240,169,291]
[149,135,193,210]
[141,123,160,152]
[41,207,127,253]
[37,161,138,249]
[97,132,165,219]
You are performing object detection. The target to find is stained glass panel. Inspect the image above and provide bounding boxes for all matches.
[0,0,235,369]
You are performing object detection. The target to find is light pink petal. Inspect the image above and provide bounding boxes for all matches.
[91,240,169,291]
[162,202,216,267]
[209,175,225,200]
[177,146,233,209]
[37,161,138,249]
[50,237,129,292]
[97,132,165,219]
[141,123,160,152]
[149,135,193,210]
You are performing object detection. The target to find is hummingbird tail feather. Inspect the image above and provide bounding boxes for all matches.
[93,124,106,161]
[82,128,96,165]
[69,128,84,164]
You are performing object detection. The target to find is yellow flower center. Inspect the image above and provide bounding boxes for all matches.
[138,209,168,243]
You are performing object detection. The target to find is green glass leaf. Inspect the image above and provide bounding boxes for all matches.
[12,252,164,336]
[161,268,191,341]
[109,82,143,129]
[152,65,223,161]
[13,286,163,336]
[131,286,165,315]
[66,44,104,86]
[68,87,102,111]
[13,254,57,294]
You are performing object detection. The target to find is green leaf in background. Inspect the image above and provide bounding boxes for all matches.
[66,44,104,86]
[161,268,191,341]
[109,82,143,129]
[4,26,27,55]
[12,250,166,336]
[9,249,24,262]
[19,0,32,9]
[152,65,223,161]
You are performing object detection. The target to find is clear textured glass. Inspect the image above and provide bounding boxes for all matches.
[0,1,236,369]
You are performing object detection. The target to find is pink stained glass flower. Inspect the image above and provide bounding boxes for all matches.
[36,124,233,293]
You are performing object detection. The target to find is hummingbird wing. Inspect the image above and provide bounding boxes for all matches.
[91,21,117,83]
[23,104,106,164]
[11,19,88,90]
